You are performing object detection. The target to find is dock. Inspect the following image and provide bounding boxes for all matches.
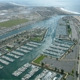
[7,53,20,59]
[0,58,9,65]
[54,42,70,48]
[26,43,37,48]
[35,69,49,80]
[12,63,31,77]
[29,42,41,46]
[21,46,33,51]
[17,48,30,53]
[44,50,62,56]
[12,51,24,56]
[22,65,40,80]
[47,47,64,53]
[1,55,14,62]
[55,39,73,45]
[51,45,68,51]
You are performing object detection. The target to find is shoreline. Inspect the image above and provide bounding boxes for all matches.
[0,17,44,37]
[60,7,80,14]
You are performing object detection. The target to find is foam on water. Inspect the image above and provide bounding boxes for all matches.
[60,8,80,14]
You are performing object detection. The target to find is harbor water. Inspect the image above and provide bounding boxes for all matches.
[0,16,62,80]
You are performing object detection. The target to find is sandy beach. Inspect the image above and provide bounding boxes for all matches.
[73,16,80,21]
[55,7,80,15]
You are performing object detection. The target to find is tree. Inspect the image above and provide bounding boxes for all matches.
[78,57,79,60]
[63,78,66,80]
[72,70,74,74]
[55,67,57,71]
[61,69,64,74]
[41,62,44,67]
[76,71,78,77]
[56,58,58,60]
[72,50,73,52]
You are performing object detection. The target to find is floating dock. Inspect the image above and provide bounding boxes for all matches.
[26,43,37,48]
[0,58,9,65]
[12,63,31,77]
[7,53,20,59]
[22,65,39,80]
[1,55,14,62]
[12,51,24,56]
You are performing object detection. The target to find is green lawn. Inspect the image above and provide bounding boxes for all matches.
[30,37,43,42]
[34,55,46,64]
[0,19,29,27]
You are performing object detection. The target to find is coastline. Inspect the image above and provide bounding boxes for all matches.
[0,6,80,37]
[59,7,80,14]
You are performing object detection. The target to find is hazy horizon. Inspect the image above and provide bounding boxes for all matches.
[0,0,80,13]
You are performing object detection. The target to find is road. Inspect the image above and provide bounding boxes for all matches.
[73,16,80,80]
[71,16,80,80]
[69,16,79,80]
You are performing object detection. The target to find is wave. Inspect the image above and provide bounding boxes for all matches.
[60,8,80,14]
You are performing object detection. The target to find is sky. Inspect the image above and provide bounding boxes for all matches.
[0,0,79,6]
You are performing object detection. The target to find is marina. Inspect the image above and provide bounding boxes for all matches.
[16,48,30,53]
[0,16,68,80]
[12,63,31,77]
[35,69,49,80]
[29,42,41,46]
[7,53,20,59]
[44,39,74,58]
[22,65,40,80]
[35,69,62,80]
[1,55,14,62]
[47,47,64,53]
[0,58,9,65]
[55,39,73,45]
[0,0,79,79]
[20,46,33,51]
[54,42,70,48]
[26,43,38,48]
[12,51,24,56]
[44,50,63,57]
[51,45,68,51]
